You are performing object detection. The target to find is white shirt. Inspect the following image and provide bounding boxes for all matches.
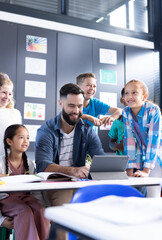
[0,108,22,156]
[59,128,75,166]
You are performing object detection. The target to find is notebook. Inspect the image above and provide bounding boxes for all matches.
[90,155,129,180]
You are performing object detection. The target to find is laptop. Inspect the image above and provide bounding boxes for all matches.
[90,155,129,180]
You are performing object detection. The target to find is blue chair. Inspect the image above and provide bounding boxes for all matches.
[68,184,143,240]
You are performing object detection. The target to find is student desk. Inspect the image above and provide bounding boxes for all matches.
[0,177,161,193]
[44,195,162,240]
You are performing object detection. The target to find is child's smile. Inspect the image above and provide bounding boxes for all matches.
[124,82,147,116]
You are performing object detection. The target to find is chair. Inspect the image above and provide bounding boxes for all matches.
[68,184,143,240]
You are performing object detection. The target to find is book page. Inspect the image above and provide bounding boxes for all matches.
[0,174,43,184]
[37,172,79,181]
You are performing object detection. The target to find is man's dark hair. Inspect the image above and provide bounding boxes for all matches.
[60,83,84,98]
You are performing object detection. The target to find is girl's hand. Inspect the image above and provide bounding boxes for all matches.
[0,174,7,177]
[134,168,150,177]
[1,217,14,229]
[126,168,134,176]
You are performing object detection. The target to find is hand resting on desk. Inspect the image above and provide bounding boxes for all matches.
[126,168,150,177]
[45,164,90,179]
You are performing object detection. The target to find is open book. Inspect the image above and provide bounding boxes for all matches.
[0,172,80,184]
[36,172,79,182]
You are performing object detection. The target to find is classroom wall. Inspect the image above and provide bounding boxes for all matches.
[0,20,159,152]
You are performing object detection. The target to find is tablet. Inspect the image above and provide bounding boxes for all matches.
[90,155,129,180]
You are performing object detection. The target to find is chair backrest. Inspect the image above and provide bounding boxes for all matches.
[71,184,143,203]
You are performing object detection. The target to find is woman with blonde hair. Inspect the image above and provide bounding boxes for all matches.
[0,73,22,156]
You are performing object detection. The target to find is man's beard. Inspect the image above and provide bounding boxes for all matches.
[62,108,82,126]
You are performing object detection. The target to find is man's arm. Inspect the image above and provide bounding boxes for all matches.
[45,163,89,178]
[87,127,105,157]
[35,128,58,173]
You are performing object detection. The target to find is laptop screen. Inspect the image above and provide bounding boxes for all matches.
[90,155,129,180]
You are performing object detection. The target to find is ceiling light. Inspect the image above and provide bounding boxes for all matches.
[96,17,104,23]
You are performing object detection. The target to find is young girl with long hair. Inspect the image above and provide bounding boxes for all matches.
[0,124,50,240]
[123,80,161,178]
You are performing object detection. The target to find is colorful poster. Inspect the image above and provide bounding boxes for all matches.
[26,35,47,54]
[25,125,41,142]
[99,48,117,65]
[100,92,117,108]
[100,69,117,85]
[25,80,46,98]
[24,102,45,120]
[25,57,46,75]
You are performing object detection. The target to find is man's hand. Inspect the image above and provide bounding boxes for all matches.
[70,166,90,178]
[1,217,14,229]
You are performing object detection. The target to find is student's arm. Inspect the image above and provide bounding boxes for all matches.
[143,105,161,170]
[126,168,134,177]
[109,138,124,152]
[81,114,102,126]
[101,107,122,126]
[122,108,138,170]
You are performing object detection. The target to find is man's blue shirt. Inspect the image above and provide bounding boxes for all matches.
[35,112,105,173]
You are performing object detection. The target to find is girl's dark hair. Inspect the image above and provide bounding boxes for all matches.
[4,124,29,175]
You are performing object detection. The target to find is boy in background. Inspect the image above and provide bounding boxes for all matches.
[76,73,121,128]
[108,88,126,155]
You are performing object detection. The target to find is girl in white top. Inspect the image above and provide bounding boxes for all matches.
[0,73,22,156]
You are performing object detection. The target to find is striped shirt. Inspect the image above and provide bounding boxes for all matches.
[59,128,75,166]
[122,102,161,170]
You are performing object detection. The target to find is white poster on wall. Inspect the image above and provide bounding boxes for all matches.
[99,48,117,65]
[25,80,46,98]
[100,92,117,108]
[25,124,41,142]
[25,57,46,75]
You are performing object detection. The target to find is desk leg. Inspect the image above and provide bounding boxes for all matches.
[48,222,57,240]
[48,222,68,240]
